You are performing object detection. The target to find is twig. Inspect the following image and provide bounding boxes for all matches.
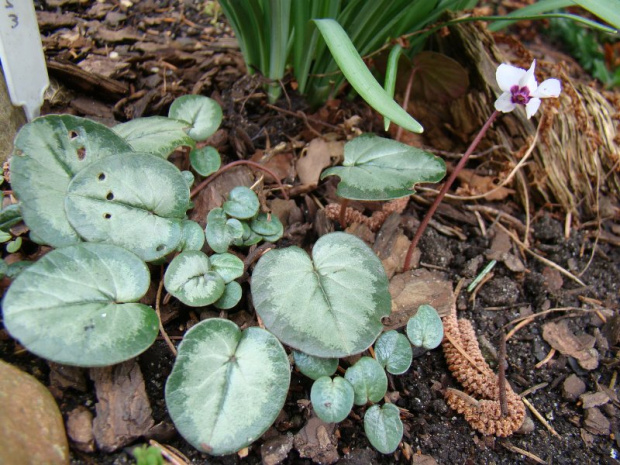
[148,439,190,465]
[534,348,556,368]
[190,160,289,200]
[265,103,341,131]
[505,307,594,340]
[395,68,416,142]
[443,331,488,377]
[501,442,547,464]
[155,278,177,357]
[498,331,508,417]
[522,397,560,438]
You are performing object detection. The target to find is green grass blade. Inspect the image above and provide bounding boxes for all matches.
[314,19,423,133]
[267,0,291,102]
[383,44,403,132]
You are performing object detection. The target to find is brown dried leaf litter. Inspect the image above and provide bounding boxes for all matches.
[442,306,525,436]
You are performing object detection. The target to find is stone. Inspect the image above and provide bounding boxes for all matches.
[0,359,69,464]
[66,406,96,452]
[562,374,586,401]
[260,433,294,465]
[583,408,610,436]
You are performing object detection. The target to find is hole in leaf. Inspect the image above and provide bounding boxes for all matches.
[68,130,79,140]
[98,173,106,181]
[77,147,86,160]
[106,192,114,200]
[156,244,165,252]
[103,213,112,219]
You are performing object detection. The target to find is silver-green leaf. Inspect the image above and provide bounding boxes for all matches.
[213,281,242,310]
[363,404,403,454]
[293,351,338,381]
[205,208,244,253]
[311,376,354,424]
[406,304,444,350]
[209,253,244,283]
[190,146,221,176]
[374,331,413,375]
[10,115,133,247]
[168,95,223,142]
[344,356,388,405]
[223,186,260,220]
[113,116,195,158]
[164,251,225,307]
[2,243,157,367]
[165,319,290,456]
[65,152,190,261]
[251,232,391,358]
[320,134,446,200]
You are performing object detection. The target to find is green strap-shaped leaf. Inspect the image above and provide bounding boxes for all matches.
[344,356,388,405]
[321,134,446,200]
[251,232,391,357]
[113,117,195,158]
[364,404,403,454]
[311,376,354,424]
[10,115,133,247]
[164,251,225,307]
[2,243,157,367]
[165,319,290,456]
[313,19,423,134]
[65,152,190,261]
[168,95,223,142]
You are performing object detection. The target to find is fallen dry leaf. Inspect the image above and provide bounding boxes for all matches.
[542,320,599,370]
[456,168,515,201]
[297,138,343,185]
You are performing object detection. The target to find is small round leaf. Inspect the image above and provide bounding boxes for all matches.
[2,243,157,366]
[190,146,221,176]
[252,232,390,357]
[181,170,195,188]
[65,152,190,261]
[293,351,338,381]
[363,404,403,454]
[177,220,206,252]
[374,331,413,375]
[344,357,388,405]
[209,253,244,283]
[250,212,283,237]
[168,95,223,141]
[113,116,195,158]
[165,319,290,456]
[311,376,354,423]
[10,115,133,247]
[223,186,259,220]
[320,134,446,200]
[164,251,225,307]
[213,281,242,310]
[406,304,444,350]
[205,208,244,253]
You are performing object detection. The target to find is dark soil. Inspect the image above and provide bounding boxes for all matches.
[1,1,619,464]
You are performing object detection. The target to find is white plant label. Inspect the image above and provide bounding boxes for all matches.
[0,0,48,120]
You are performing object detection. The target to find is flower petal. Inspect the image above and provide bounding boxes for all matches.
[525,98,541,119]
[532,78,561,98]
[494,92,517,113]
[496,64,525,92]
[520,60,537,92]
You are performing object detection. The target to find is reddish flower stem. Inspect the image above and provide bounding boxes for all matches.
[190,160,289,200]
[403,110,500,272]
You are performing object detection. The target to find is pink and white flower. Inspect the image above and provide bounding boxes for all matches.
[494,59,561,119]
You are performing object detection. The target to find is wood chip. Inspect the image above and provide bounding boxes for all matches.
[542,320,599,370]
[583,408,610,435]
[293,416,339,464]
[580,391,610,409]
[66,406,96,453]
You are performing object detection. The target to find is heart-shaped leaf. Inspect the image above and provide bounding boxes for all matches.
[344,357,388,405]
[182,170,195,188]
[178,220,206,252]
[10,115,133,247]
[311,376,354,423]
[164,251,225,307]
[250,212,283,238]
[190,146,221,176]
[168,95,223,142]
[233,222,262,247]
[251,232,391,357]
[209,253,244,283]
[374,331,413,375]
[320,134,446,200]
[65,153,190,261]
[223,186,260,220]
[406,304,444,350]
[205,208,244,253]
[113,116,195,158]
[293,351,338,381]
[213,281,242,310]
[411,51,470,104]
[2,243,157,367]
[363,404,403,454]
[165,318,290,456]
[0,204,22,231]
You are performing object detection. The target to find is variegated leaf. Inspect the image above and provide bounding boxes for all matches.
[113,116,195,158]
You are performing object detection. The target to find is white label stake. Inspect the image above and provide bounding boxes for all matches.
[0,0,49,121]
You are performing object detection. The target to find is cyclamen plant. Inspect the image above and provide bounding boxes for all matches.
[403,59,562,270]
